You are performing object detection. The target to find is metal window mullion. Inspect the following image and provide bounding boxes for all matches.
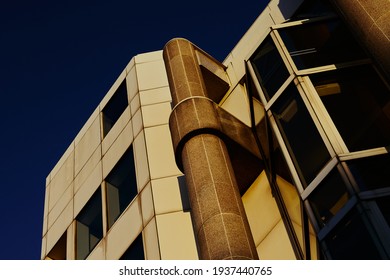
[271,29,299,75]
[246,60,268,105]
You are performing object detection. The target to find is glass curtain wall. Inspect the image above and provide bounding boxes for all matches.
[248,0,390,259]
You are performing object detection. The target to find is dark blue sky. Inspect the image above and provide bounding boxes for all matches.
[0,0,268,259]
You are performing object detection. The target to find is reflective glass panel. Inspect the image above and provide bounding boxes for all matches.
[106,146,137,229]
[272,83,331,187]
[376,196,390,229]
[323,207,382,259]
[347,153,390,191]
[76,189,103,260]
[308,168,350,227]
[251,36,290,100]
[311,65,390,151]
[279,19,366,70]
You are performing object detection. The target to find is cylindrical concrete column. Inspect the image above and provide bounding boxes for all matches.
[163,38,258,260]
[328,0,390,79]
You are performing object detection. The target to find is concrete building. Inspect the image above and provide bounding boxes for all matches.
[41,0,390,260]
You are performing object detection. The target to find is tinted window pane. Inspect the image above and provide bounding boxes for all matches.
[106,146,137,229]
[376,196,390,229]
[279,19,366,70]
[76,189,103,260]
[347,153,390,191]
[308,168,350,227]
[323,208,382,259]
[272,83,331,187]
[102,80,128,136]
[251,36,290,100]
[311,65,390,151]
[120,234,145,260]
[291,0,335,20]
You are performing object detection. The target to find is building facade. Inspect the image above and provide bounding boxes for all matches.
[41,0,390,260]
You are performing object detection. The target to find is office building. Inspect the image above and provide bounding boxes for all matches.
[41,0,390,260]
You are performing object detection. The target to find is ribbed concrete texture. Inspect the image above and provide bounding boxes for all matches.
[328,0,390,78]
[163,38,258,260]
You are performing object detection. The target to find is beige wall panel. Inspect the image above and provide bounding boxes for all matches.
[126,64,138,103]
[102,107,131,155]
[156,212,198,260]
[257,220,296,260]
[133,131,150,192]
[74,107,100,145]
[132,108,143,139]
[87,240,105,260]
[102,119,134,179]
[144,125,181,180]
[106,199,143,259]
[75,115,101,175]
[66,222,75,260]
[220,84,251,126]
[136,60,168,91]
[49,151,74,211]
[139,87,171,106]
[144,218,161,260]
[242,171,281,246]
[48,183,73,229]
[142,102,171,128]
[46,201,73,255]
[42,189,50,235]
[49,142,74,180]
[140,183,155,226]
[74,162,102,218]
[130,93,140,117]
[74,146,102,193]
[135,50,163,64]
[151,176,184,215]
[41,235,47,260]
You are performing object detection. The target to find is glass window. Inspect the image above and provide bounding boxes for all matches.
[106,146,137,229]
[76,189,103,260]
[311,65,390,151]
[102,80,128,136]
[272,83,331,187]
[47,232,66,260]
[322,207,382,259]
[307,168,350,227]
[347,153,390,191]
[120,234,145,260]
[251,36,290,100]
[291,0,335,20]
[279,19,366,70]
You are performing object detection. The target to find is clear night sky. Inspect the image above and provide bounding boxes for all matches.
[0,0,268,259]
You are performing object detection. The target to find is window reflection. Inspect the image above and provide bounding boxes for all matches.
[311,65,390,151]
[308,168,350,227]
[76,189,103,260]
[251,36,290,100]
[279,19,366,70]
[271,83,330,187]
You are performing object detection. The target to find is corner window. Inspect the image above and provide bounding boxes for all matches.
[47,232,67,260]
[102,80,128,137]
[76,188,103,260]
[106,145,137,229]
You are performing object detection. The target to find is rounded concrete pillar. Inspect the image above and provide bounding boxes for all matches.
[163,38,258,260]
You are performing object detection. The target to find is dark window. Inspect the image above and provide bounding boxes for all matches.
[47,232,66,260]
[291,0,335,20]
[76,189,103,260]
[347,153,390,191]
[102,80,128,136]
[308,168,350,227]
[251,36,290,100]
[120,234,145,260]
[376,196,390,229]
[271,83,331,187]
[279,19,366,70]
[311,65,390,151]
[322,208,382,259]
[106,146,137,229]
